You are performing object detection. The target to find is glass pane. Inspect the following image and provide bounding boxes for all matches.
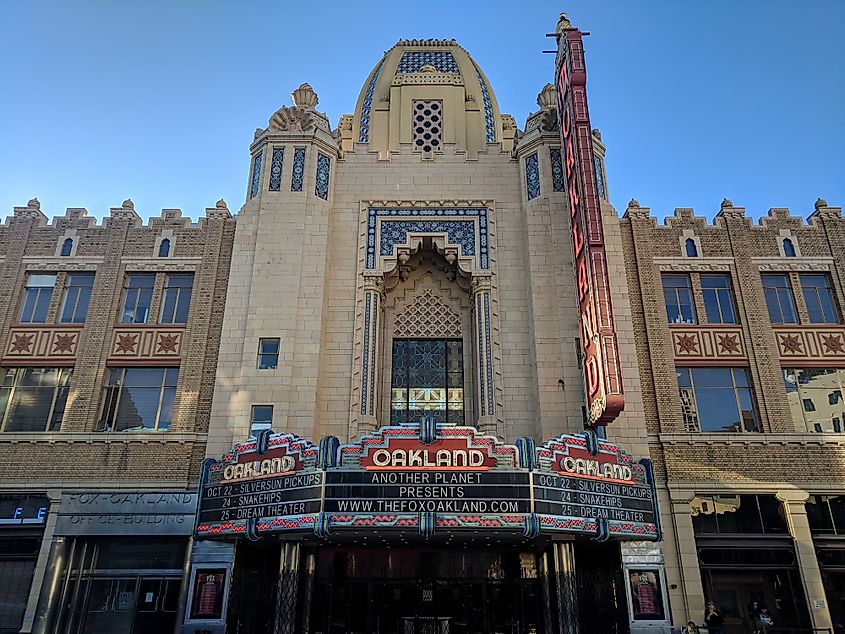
[96,538,186,569]
[702,289,722,323]
[777,288,798,324]
[629,570,665,621]
[763,287,782,323]
[32,288,52,323]
[701,275,729,290]
[830,496,845,535]
[758,495,788,533]
[692,368,734,388]
[251,405,273,425]
[806,496,835,534]
[174,287,192,323]
[718,289,736,323]
[160,289,178,323]
[676,367,692,388]
[158,387,175,431]
[81,579,137,634]
[5,386,53,431]
[731,368,750,388]
[260,339,280,354]
[27,274,56,287]
[123,368,166,388]
[694,387,742,432]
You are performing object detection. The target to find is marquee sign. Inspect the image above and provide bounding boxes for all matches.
[195,423,659,542]
[556,26,624,425]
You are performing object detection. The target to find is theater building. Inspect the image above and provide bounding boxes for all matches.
[187,18,665,634]
[0,198,235,633]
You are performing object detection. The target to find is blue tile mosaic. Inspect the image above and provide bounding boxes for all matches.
[291,147,305,192]
[396,51,459,74]
[550,148,565,192]
[249,152,262,199]
[484,292,494,414]
[476,70,496,143]
[359,61,383,143]
[315,153,330,200]
[594,155,606,199]
[476,294,485,416]
[366,208,489,269]
[526,153,540,200]
[361,292,372,415]
[268,147,284,191]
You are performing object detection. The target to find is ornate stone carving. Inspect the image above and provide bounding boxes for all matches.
[537,83,556,110]
[292,83,318,109]
[269,105,318,132]
[394,288,462,338]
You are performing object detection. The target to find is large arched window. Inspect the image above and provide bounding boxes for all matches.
[158,238,171,258]
[685,238,699,258]
[60,238,74,257]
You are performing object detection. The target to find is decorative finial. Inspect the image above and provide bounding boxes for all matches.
[215,199,228,210]
[556,13,572,33]
[26,197,40,210]
[419,64,437,73]
[721,198,733,209]
[536,83,556,110]
[292,83,318,109]
[815,197,828,210]
[254,127,264,139]
[122,199,134,210]
[592,128,602,140]
[627,198,640,209]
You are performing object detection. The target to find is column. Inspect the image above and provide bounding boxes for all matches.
[274,542,301,634]
[552,542,579,634]
[668,491,705,624]
[299,549,317,633]
[358,275,384,433]
[472,274,496,434]
[777,490,833,629]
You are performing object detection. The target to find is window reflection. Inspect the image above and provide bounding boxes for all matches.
[784,368,845,432]
[677,367,760,433]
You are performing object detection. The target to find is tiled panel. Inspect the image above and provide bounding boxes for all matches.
[3,326,82,363]
[670,326,747,362]
[774,326,845,362]
[108,325,184,363]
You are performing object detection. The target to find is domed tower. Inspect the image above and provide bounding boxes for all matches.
[338,39,516,158]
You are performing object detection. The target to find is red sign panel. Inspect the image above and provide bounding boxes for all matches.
[361,437,497,471]
[557,28,624,425]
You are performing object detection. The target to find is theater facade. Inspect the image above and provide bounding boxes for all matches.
[185,17,667,634]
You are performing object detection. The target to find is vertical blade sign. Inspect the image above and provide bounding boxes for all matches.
[557,28,624,425]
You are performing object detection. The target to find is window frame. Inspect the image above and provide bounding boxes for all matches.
[99,367,179,432]
[661,274,697,325]
[159,273,194,324]
[677,366,761,433]
[390,338,465,425]
[59,272,95,324]
[800,273,841,324]
[19,273,57,324]
[257,338,280,370]
[0,367,72,432]
[120,274,156,324]
[250,404,274,433]
[761,273,799,324]
[700,273,738,324]
[783,367,845,433]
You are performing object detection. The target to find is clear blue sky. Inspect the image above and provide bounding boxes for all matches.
[1,1,842,222]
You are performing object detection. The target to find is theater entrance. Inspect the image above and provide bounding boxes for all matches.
[310,547,543,634]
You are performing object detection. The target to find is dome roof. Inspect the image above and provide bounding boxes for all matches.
[348,39,506,157]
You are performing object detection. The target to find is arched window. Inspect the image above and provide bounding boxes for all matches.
[60,238,73,257]
[685,238,698,257]
[158,238,171,258]
[783,238,796,257]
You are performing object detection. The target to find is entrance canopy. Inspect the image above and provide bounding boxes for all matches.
[195,421,659,543]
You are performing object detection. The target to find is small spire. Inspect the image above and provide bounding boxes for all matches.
[721,198,733,209]
[215,199,228,210]
[292,83,319,110]
[592,128,602,141]
[627,198,640,209]
[122,198,134,210]
[27,197,40,210]
[556,13,572,32]
[815,197,829,210]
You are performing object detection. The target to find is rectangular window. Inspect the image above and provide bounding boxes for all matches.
[0,367,72,432]
[807,495,845,536]
[701,274,737,324]
[99,367,179,432]
[19,274,56,323]
[159,274,194,324]
[662,274,696,324]
[762,273,798,324]
[692,494,788,535]
[783,367,845,432]
[250,405,273,433]
[60,273,95,323]
[120,274,155,324]
[677,367,760,432]
[800,273,840,324]
[257,338,280,370]
[391,339,464,425]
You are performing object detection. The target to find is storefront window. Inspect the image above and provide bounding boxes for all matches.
[391,339,464,424]
[692,495,788,535]
[628,569,666,621]
[807,495,845,535]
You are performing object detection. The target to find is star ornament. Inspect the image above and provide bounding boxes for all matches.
[9,333,34,353]
[779,334,803,354]
[717,334,741,354]
[675,333,699,354]
[821,334,845,354]
[157,333,180,354]
[52,333,77,354]
[115,334,138,354]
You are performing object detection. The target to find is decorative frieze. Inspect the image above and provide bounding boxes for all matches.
[108,325,184,364]
[773,326,845,362]
[670,325,746,362]
[3,325,82,364]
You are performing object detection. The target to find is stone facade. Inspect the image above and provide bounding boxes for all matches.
[0,197,234,632]
[621,197,845,628]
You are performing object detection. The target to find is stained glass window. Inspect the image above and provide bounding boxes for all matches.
[391,339,463,425]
